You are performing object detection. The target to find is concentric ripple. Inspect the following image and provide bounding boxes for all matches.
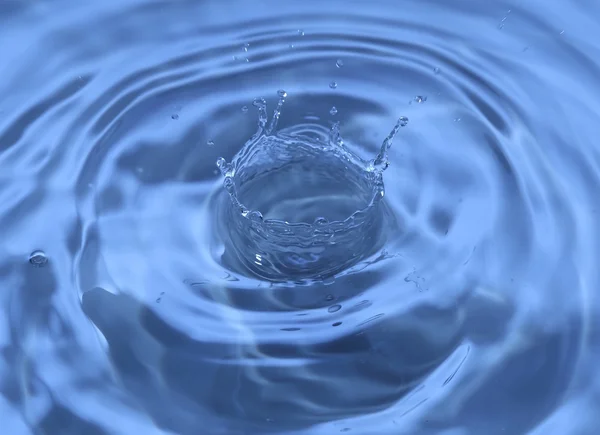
[1,1,599,434]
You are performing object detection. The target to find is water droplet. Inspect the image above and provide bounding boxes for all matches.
[244,57,250,63]
[242,43,250,52]
[332,322,342,327]
[336,59,344,68]
[241,105,248,113]
[325,294,335,301]
[297,29,305,36]
[559,30,565,35]
[29,250,48,267]
[433,67,441,74]
[277,89,288,98]
[207,140,215,146]
[232,55,238,61]
[329,81,338,89]
[414,96,427,103]
[328,304,342,313]
[289,44,295,49]
[454,117,462,122]
[171,114,179,120]
[399,116,409,126]
[155,291,165,303]
[329,106,338,116]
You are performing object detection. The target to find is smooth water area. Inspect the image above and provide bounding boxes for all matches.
[2,1,600,434]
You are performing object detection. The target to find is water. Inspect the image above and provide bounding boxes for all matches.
[1,1,600,434]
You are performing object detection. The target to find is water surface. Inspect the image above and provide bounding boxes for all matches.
[1,1,600,434]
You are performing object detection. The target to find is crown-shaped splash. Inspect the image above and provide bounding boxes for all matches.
[214,91,408,282]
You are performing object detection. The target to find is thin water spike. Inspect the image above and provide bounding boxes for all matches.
[252,97,268,137]
[370,116,408,172]
[216,157,232,177]
[329,121,344,146]
[266,90,287,135]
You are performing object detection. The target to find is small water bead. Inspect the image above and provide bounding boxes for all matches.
[332,322,342,327]
[29,250,48,267]
[329,81,338,89]
[241,105,248,113]
[414,95,427,103]
[297,29,305,36]
[277,89,288,98]
[329,106,338,116]
[171,114,179,120]
[433,67,441,74]
[207,140,215,146]
[325,294,335,302]
[328,304,342,313]
[242,43,249,52]
[336,59,344,68]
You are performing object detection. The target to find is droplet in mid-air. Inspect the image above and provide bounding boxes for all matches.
[243,43,250,52]
[207,140,215,146]
[329,81,338,89]
[414,95,427,103]
[433,67,441,74]
[328,304,342,313]
[29,250,48,267]
[297,29,305,36]
[336,59,344,68]
[330,106,338,116]
[241,105,249,113]
[171,114,179,120]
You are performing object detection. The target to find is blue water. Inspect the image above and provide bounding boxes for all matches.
[2,1,600,434]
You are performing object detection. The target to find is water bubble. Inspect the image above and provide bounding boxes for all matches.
[297,29,305,36]
[336,59,344,68]
[414,95,427,103]
[329,106,338,116]
[171,114,179,120]
[433,67,441,74]
[207,140,215,146]
[242,43,250,52]
[328,304,342,313]
[241,105,248,113]
[329,81,338,89]
[29,250,48,267]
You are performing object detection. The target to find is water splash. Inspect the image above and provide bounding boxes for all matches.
[215,91,407,281]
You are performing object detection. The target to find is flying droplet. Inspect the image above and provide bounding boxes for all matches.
[329,81,338,89]
[328,304,342,313]
[332,322,342,327]
[414,96,427,103]
[171,114,179,120]
[399,116,409,126]
[242,43,250,52]
[336,59,344,68]
[330,106,338,116]
[297,29,305,36]
[207,140,215,146]
[241,105,248,113]
[433,67,441,74]
[325,294,335,301]
[289,44,295,49]
[29,250,48,267]
[277,89,288,98]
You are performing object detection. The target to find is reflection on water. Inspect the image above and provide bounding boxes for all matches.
[1,0,599,434]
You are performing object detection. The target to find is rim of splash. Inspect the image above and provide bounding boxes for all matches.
[216,90,408,230]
